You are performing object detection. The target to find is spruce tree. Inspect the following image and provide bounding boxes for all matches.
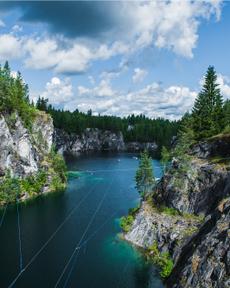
[192,66,224,139]
[135,150,155,199]
[223,99,230,130]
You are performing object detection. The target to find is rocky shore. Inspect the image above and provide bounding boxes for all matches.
[123,134,230,287]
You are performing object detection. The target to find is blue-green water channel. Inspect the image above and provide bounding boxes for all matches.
[0,153,164,288]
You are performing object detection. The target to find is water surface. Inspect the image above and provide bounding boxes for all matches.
[0,153,164,288]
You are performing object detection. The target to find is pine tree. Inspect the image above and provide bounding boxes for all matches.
[223,99,230,131]
[192,66,224,139]
[36,96,48,111]
[135,150,155,199]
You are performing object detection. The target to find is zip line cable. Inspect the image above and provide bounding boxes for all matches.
[62,186,133,286]
[55,179,114,288]
[80,210,117,248]
[63,180,116,288]
[7,162,140,287]
[8,180,100,288]
[0,203,8,228]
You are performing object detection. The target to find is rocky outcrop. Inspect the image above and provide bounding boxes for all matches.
[155,159,230,215]
[167,198,230,288]
[125,202,202,259]
[0,111,66,204]
[54,128,125,154]
[125,141,158,152]
[0,112,53,177]
[124,135,230,287]
[54,128,157,154]
[191,134,230,159]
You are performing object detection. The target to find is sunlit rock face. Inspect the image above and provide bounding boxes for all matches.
[0,111,53,177]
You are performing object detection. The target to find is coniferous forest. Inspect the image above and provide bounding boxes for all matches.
[36,98,180,148]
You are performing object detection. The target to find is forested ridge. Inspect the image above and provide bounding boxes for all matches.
[37,100,179,148]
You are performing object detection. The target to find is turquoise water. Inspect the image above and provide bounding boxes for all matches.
[0,152,164,288]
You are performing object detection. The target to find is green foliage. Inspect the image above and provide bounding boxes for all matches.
[191,66,225,140]
[159,206,180,216]
[135,150,155,198]
[148,242,174,278]
[36,96,49,111]
[120,215,134,232]
[0,170,48,205]
[36,97,179,150]
[128,205,140,216]
[172,128,195,160]
[50,148,67,183]
[0,172,19,204]
[20,170,47,195]
[0,61,36,130]
[223,99,230,131]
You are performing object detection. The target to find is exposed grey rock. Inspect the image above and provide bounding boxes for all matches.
[191,135,230,159]
[125,202,201,260]
[54,128,158,154]
[125,135,230,287]
[125,141,158,152]
[155,159,230,215]
[167,198,230,288]
[0,111,53,177]
[54,128,125,154]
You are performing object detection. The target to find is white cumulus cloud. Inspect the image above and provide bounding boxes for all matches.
[64,80,197,120]
[217,74,230,100]
[40,77,74,105]
[0,34,23,60]
[132,68,148,83]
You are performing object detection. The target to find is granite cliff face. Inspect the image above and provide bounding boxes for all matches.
[0,112,53,177]
[0,111,66,204]
[124,135,230,287]
[54,128,157,154]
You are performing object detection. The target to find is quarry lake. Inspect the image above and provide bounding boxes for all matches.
[0,153,164,288]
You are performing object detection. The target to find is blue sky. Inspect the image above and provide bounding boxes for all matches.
[0,1,230,119]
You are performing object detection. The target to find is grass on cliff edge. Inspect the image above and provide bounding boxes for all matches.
[147,241,174,278]
[120,205,140,232]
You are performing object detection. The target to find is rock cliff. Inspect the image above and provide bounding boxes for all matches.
[54,128,157,154]
[0,111,53,177]
[0,111,66,205]
[124,135,230,287]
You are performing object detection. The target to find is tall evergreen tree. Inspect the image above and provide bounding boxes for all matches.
[192,66,224,139]
[135,150,155,199]
[223,99,230,129]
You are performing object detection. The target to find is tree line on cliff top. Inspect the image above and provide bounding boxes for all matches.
[1,62,229,150]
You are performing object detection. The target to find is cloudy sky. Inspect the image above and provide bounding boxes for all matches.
[0,0,230,120]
